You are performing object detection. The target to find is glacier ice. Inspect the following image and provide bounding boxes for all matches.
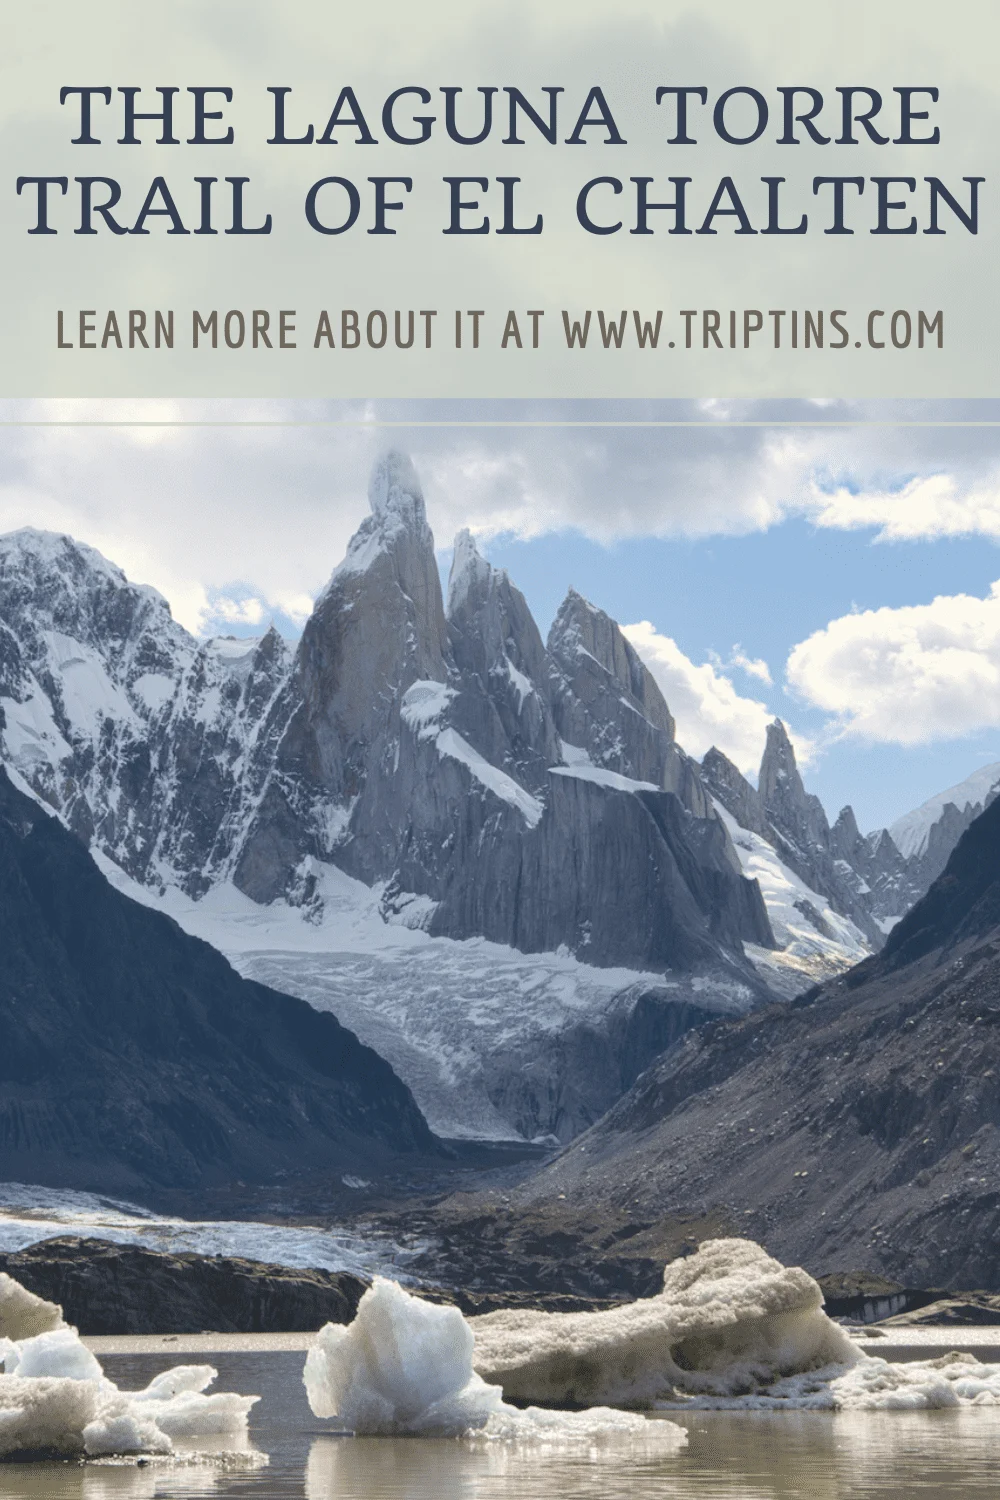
[303,1278,505,1436]
[305,1239,1000,1431]
[302,1277,686,1449]
[0,1276,259,1460]
[471,1237,854,1406]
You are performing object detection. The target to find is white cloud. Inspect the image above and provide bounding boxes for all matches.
[786,582,1000,745]
[725,648,773,686]
[810,474,1000,543]
[210,596,266,627]
[623,620,809,775]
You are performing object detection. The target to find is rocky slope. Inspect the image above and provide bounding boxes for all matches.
[507,793,1000,1291]
[0,767,442,1193]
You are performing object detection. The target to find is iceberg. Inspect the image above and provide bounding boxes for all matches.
[0,1275,260,1460]
[303,1277,686,1448]
[305,1239,1000,1428]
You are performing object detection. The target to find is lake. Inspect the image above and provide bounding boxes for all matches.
[1,1350,999,1498]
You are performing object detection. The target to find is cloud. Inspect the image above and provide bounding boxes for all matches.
[209,595,266,628]
[810,474,1000,542]
[623,620,809,774]
[786,582,1000,745]
[724,648,773,686]
[5,397,1000,640]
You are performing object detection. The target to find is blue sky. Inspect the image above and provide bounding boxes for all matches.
[474,523,1000,832]
[3,396,1000,836]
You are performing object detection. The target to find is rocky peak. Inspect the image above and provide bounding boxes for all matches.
[548,589,676,742]
[546,590,685,792]
[758,721,830,850]
[830,805,862,861]
[446,529,494,619]
[758,719,805,809]
[0,528,192,691]
[444,530,560,792]
[701,746,768,837]
[368,449,428,530]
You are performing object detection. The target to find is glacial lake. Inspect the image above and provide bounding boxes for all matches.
[2,1351,1000,1499]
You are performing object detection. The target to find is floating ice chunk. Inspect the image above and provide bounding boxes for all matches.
[479,1402,687,1450]
[0,1272,64,1339]
[1,1326,103,1382]
[304,1277,504,1436]
[130,1365,217,1402]
[471,1237,855,1406]
[674,1350,1000,1411]
[303,1278,687,1450]
[0,1374,105,1457]
[138,1388,260,1440]
[0,1273,259,1460]
[306,1242,1000,1431]
[83,1404,172,1457]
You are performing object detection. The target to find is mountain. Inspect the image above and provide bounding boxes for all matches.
[703,723,919,948]
[0,454,772,983]
[1,450,982,1143]
[514,793,1000,1290]
[0,767,441,1195]
[888,760,1000,889]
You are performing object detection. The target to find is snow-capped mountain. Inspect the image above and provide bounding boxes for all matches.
[888,761,1000,882]
[702,724,922,955]
[0,448,978,1091]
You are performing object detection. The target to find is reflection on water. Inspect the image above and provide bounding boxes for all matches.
[303,1411,1000,1500]
[2,1351,1000,1498]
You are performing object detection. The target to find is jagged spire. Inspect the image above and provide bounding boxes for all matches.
[367,450,426,525]
[447,528,492,618]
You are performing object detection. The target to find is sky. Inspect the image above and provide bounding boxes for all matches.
[2,394,1000,834]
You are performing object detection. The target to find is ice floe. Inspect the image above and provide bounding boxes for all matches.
[305,1239,1000,1433]
[303,1278,686,1450]
[0,1276,260,1461]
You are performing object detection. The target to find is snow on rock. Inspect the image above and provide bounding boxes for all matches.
[435,728,543,827]
[403,679,544,828]
[551,764,659,794]
[400,679,453,732]
[0,1279,260,1459]
[713,801,870,996]
[85,854,745,1142]
[0,1181,426,1283]
[303,1278,686,1452]
[889,760,1000,859]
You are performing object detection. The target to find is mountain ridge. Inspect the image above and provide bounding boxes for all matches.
[0,451,985,999]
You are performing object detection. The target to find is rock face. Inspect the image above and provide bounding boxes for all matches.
[0,453,771,991]
[514,794,1000,1291]
[0,1237,367,1335]
[2,451,980,1004]
[703,723,918,948]
[0,768,441,1194]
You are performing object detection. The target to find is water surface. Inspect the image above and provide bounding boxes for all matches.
[1,1350,998,1499]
